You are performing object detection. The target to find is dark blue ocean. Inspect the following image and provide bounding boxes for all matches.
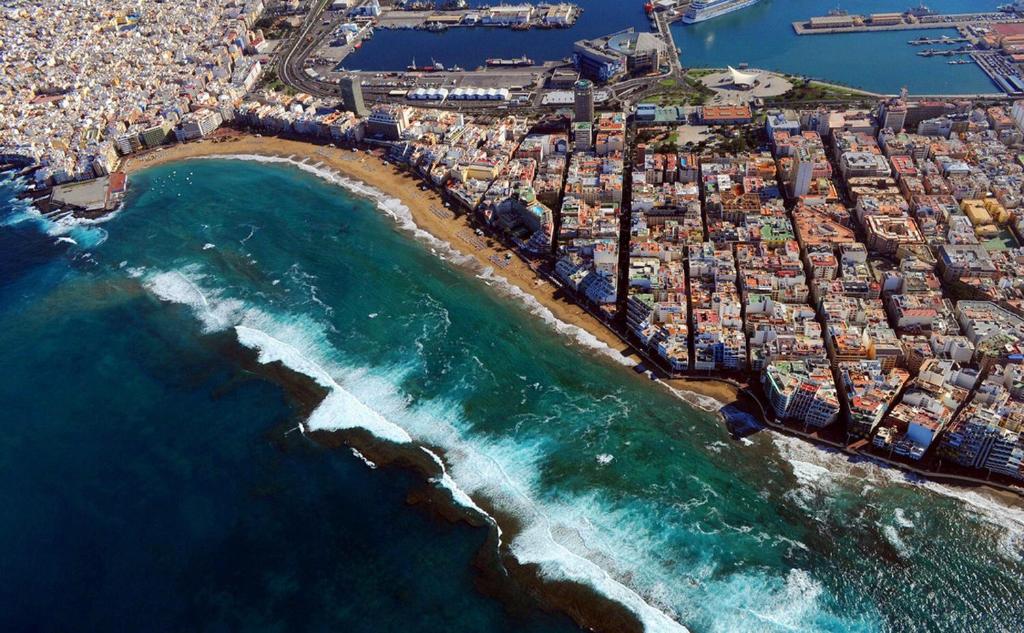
[2,159,1024,633]
[344,0,1003,94]
[0,172,577,633]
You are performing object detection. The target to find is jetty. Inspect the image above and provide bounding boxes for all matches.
[375,3,581,31]
[793,11,1024,35]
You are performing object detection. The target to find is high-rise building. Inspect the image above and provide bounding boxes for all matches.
[879,91,908,132]
[340,75,368,117]
[574,79,594,124]
[790,155,814,198]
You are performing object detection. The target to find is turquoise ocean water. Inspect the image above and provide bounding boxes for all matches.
[2,159,1024,632]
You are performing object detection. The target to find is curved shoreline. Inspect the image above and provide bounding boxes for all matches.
[122,133,1024,502]
[121,134,1024,629]
[126,146,695,632]
[123,134,739,410]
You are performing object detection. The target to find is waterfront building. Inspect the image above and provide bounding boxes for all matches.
[605,30,665,75]
[140,123,173,149]
[349,0,381,17]
[882,359,978,460]
[903,100,962,131]
[573,34,626,82]
[942,362,1024,479]
[762,359,840,428]
[879,96,908,133]
[572,28,664,82]
[808,15,855,29]
[942,402,1024,480]
[366,105,411,140]
[840,360,909,437]
[176,110,224,142]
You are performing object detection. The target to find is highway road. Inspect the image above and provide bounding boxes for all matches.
[277,0,343,97]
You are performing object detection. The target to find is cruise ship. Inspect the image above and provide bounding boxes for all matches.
[681,0,763,24]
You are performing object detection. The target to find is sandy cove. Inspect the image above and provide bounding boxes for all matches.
[121,131,740,407]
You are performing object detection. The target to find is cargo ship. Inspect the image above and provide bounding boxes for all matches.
[680,0,763,24]
[485,55,535,67]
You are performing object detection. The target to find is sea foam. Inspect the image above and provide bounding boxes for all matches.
[139,264,692,632]
[772,434,1024,560]
[191,154,686,383]
[0,180,118,249]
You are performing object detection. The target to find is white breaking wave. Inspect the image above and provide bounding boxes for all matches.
[194,153,729,418]
[422,446,497,532]
[341,367,690,633]
[144,268,245,332]
[660,382,726,413]
[235,325,412,445]
[893,508,915,529]
[140,265,690,632]
[882,525,913,559]
[1,195,118,249]
[772,434,1024,559]
[191,154,663,376]
[350,448,377,469]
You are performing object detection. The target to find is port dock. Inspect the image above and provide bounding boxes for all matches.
[793,12,1024,35]
[789,8,1024,96]
[375,3,581,31]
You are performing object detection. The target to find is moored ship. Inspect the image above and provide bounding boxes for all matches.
[681,0,763,24]
[485,55,535,67]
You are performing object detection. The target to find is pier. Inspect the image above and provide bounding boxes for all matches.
[916,46,976,57]
[907,35,969,45]
[375,3,581,31]
[793,12,1024,35]
[972,50,1024,95]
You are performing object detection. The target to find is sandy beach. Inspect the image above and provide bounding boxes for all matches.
[123,132,741,407]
